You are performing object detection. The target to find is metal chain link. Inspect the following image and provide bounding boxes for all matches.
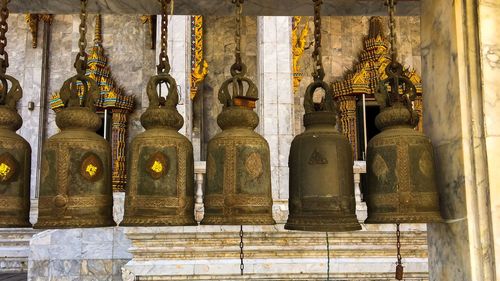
[0,0,10,74]
[239,225,244,275]
[385,0,398,64]
[157,0,171,74]
[326,232,330,281]
[232,0,244,70]
[74,0,88,74]
[312,0,324,81]
[395,223,404,280]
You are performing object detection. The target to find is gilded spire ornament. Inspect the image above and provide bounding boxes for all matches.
[190,15,208,100]
[0,0,31,227]
[122,0,197,226]
[36,0,115,228]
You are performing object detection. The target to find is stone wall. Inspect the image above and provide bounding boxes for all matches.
[294,16,421,134]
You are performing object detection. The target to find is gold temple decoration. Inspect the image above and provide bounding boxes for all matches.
[50,15,135,192]
[25,14,52,48]
[141,15,156,50]
[292,16,311,94]
[331,17,424,160]
[190,15,208,99]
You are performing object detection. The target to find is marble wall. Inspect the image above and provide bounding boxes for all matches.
[293,16,421,134]
[421,0,498,280]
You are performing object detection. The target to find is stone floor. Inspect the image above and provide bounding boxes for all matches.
[0,273,27,281]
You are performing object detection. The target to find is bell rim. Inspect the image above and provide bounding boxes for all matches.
[200,215,276,225]
[284,223,362,232]
[120,217,198,227]
[364,213,443,224]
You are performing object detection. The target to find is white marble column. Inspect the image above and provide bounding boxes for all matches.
[421,0,498,280]
[478,0,500,277]
[156,15,192,139]
[257,16,294,223]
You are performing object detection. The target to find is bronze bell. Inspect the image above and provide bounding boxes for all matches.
[122,72,196,226]
[365,62,441,224]
[0,75,31,227]
[202,64,275,225]
[35,74,114,228]
[285,81,361,232]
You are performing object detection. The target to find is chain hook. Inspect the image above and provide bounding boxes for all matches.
[0,0,10,74]
[230,0,246,77]
[311,0,325,81]
[157,0,172,74]
[385,0,398,67]
[74,0,88,75]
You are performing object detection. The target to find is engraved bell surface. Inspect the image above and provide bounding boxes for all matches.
[202,64,275,225]
[35,76,114,228]
[0,80,31,227]
[122,73,196,226]
[285,81,360,232]
[365,62,442,224]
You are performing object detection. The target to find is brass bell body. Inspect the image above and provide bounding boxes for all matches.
[0,104,31,227]
[36,79,114,228]
[285,81,360,232]
[203,73,275,225]
[122,74,196,226]
[365,104,441,223]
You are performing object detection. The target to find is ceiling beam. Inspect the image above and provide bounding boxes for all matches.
[9,0,420,16]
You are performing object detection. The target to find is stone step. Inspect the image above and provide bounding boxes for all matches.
[0,228,38,273]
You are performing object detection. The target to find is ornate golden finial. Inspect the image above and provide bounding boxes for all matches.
[25,14,53,48]
[292,16,312,94]
[94,14,102,45]
[190,15,208,99]
[368,16,384,39]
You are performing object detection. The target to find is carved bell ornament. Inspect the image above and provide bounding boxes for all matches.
[365,62,442,224]
[202,64,275,225]
[122,68,196,226]
[285,81,361,232]
[35,0,115,228]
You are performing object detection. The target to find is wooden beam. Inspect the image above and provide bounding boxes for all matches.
[9,0,420,16]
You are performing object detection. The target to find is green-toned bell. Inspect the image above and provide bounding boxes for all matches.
[122,73,196,226]
[365,62,442,224]
[202,64,275,225]
[285,81,360,232]
[35,74,114,228]
[0,76,31,227]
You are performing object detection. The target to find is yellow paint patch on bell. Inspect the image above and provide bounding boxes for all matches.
[151,160,163,173]
[85,164,98,177]
[0,163,11,181]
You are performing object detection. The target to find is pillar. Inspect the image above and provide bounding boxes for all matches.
[421,0,498,280]
[337,95,358,160]
[257,16,293,223]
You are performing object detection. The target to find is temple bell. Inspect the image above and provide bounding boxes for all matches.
[35,1,115,228]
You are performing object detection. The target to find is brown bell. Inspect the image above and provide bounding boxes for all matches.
[122,72,196,226]
[0,76,31,227]
[285,81,361,232]
[202,64,275,225]
[365,62,441,224]
[35,73,114,228]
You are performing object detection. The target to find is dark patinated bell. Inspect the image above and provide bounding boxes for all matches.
[122,72,196,226]
[365,62,441,224]
[35,74,114,228]
[0,75,31,227]
[202,64,275,225]
[285,81,360,232]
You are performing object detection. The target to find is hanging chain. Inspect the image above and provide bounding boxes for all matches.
[232,0,243,69]
[395,223,404,280]
[326,232,330,281]
[239,225,245,275]
[385,0,398,64]
[311,0,324,81]
[0,0,10,74]
[157,0,171,74]
[74,0,88,75]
